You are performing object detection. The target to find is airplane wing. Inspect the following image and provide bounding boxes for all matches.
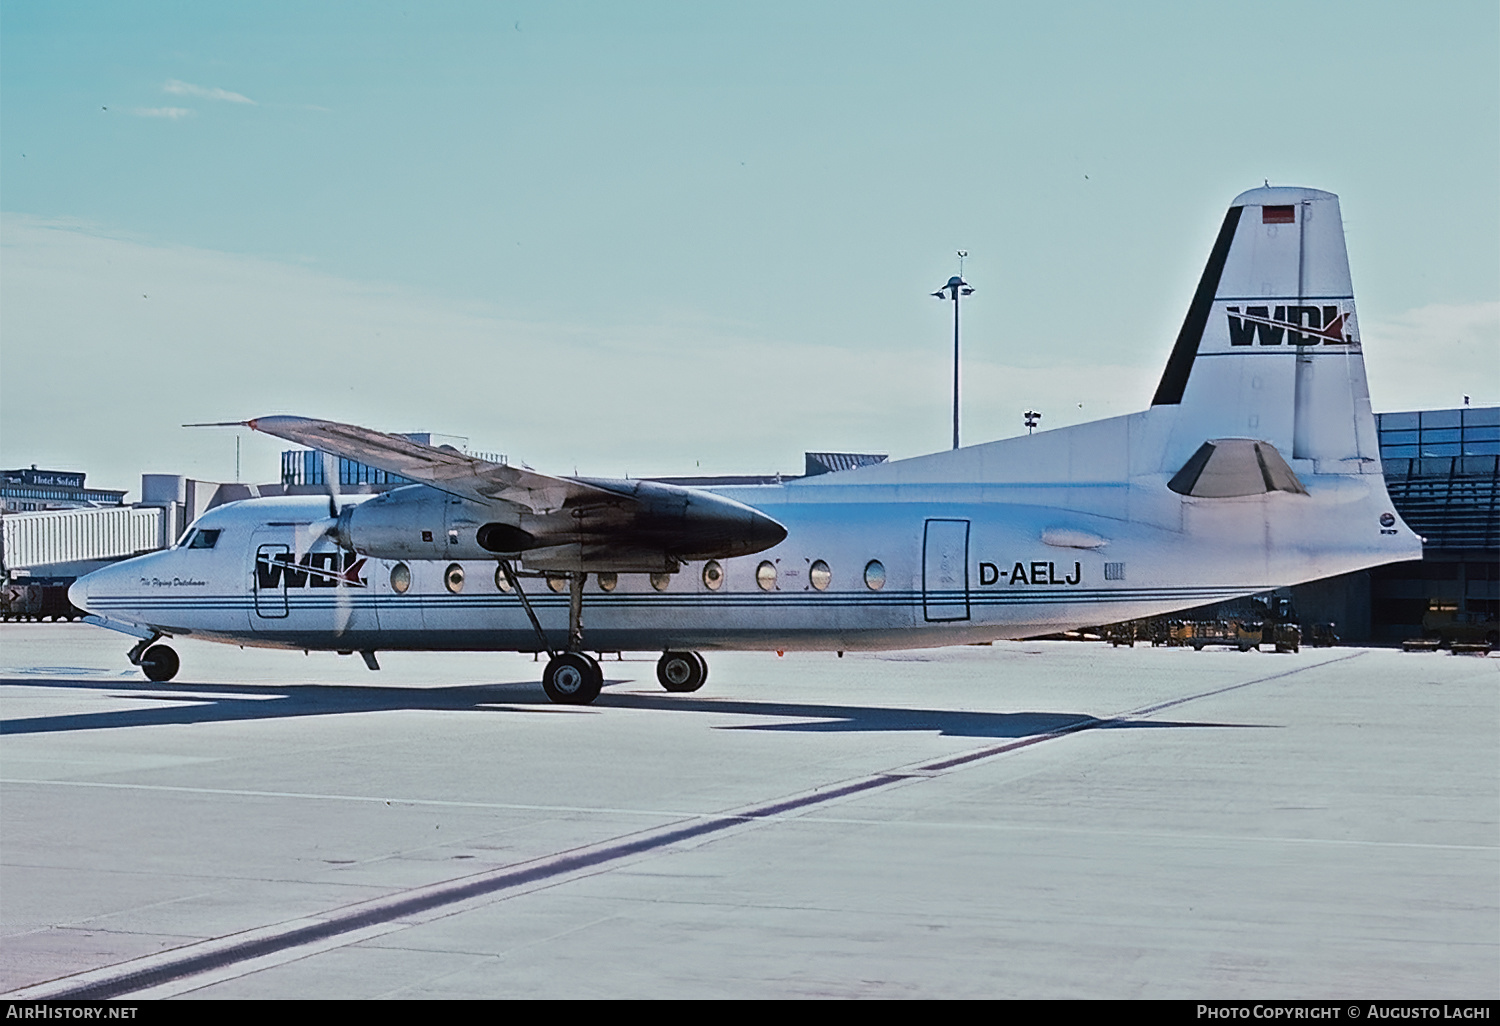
[238,415,788,571]
[246,415,617,513]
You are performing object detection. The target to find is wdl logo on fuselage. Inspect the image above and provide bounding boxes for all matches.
[1226,304,1355,346]
[256,552,368,589]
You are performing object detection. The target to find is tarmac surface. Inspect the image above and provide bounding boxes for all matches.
[0,623,1495,999]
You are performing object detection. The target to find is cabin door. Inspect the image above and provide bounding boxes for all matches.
[252,540,291,619]
[923,518,970,622]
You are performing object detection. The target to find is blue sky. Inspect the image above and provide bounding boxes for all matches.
[3,1,1497,493]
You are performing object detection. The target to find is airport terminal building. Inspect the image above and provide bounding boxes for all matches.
[0,468,126,513]
[1361,406,1498,642]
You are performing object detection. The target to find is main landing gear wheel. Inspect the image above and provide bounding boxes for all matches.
[542,652,603,705]
[140,645,180,683]
[657,651,707,693]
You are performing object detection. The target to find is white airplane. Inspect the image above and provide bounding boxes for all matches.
[71,185,1422,704]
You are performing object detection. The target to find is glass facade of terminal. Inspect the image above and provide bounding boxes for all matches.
[1362,406,1499,642]
[281,443,507,491]
[1375,406,1500,460]
[281,449,412,488]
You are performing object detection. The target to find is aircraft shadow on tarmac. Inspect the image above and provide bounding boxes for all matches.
[0,676,1270,739]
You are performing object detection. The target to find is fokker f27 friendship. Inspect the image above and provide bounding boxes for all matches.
[72,186,1422,703]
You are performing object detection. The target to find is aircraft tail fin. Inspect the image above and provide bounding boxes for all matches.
[1151,186,1380,477]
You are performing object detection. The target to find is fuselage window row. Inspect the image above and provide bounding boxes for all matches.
[370,557,890,594]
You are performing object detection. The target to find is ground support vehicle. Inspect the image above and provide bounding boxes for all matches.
[1168,619,1265,652]
[1,577,83,622]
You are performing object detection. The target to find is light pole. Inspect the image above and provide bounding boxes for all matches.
[932,259,974,450]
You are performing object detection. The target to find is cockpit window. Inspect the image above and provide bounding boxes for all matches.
[187,529,221,550]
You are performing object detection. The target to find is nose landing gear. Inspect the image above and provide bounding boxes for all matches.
[139,644,180,683]
[123,633,180,682]
[656,650,707,693]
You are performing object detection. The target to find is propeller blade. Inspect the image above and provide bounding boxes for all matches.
[323,450,351,635]
[321,450,342,518]
[292,516,338,562]
[332,578,353,637]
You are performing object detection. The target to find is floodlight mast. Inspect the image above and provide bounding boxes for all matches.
[932,255,974,450]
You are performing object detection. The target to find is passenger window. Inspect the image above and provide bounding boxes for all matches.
[390,563,411,594]
[809,560,831,591]
[864,560,886,591]
[188,529,221,550]
[702,561,724,591]
[756,561,777,591]
[597,572,618,592]
[650,573,672,592]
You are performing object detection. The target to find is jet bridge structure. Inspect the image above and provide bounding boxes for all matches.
[1,506,172,578]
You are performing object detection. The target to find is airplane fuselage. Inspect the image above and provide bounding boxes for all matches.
[74,455,1412,656]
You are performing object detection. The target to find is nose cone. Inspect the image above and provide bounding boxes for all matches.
[69,559,135,615]
[68,573,93,613]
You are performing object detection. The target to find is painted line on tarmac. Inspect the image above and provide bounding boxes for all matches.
[7,651,1359,1000]
[905,650,1365,773]
[5,776,904,1000]
[1124,649,1366,718]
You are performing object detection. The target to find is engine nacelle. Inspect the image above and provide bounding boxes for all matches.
[333,479,786,572]
[335,485,501,561]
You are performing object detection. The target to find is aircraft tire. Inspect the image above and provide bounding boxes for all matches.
[542,652,602,705]
[141,645,180,683]
[657,651,706,693]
